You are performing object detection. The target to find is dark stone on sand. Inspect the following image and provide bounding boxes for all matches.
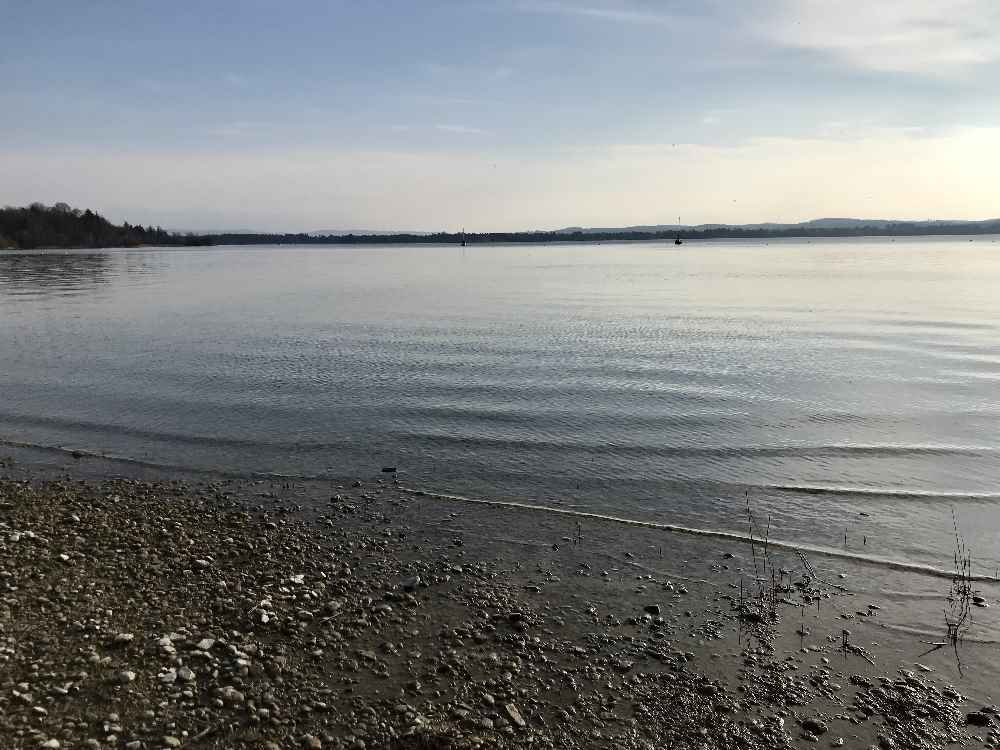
[801,718,828,735]
[967,712,992,726]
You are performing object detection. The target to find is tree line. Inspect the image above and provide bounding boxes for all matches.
[0,203,207,250]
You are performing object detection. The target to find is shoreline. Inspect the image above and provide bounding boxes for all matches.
[2,452,998,748]
[4,231,1000,254]
[6,440,998,585]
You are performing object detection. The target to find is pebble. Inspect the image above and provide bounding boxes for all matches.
[177,666,196,682]
[158,668,177,684]
[220,686,245,704]
[505,703,527,728]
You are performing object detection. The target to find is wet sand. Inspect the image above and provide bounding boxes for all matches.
[1,449,998,749]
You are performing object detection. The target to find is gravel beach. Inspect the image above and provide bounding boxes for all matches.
[1,458,996,749]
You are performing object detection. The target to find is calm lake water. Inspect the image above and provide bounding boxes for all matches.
[2,238,999,577]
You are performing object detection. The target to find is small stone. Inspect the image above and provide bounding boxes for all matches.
[220,686,245,704]
[39,741,60,749]
[505,703,526,728]
[113,633,134,646]
[117,670,136,684]
[177,666,196,682]
[644,604,661,616]
[300,736,322,749]
[163,738,181,748]
[157,636,176,655]
[158,669,177,685]
[195,638,216,651]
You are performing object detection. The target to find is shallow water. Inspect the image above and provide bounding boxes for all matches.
[2,238,999,584]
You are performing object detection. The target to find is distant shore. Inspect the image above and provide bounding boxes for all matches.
[1,451,996,749]
[179,223,1000,248]
[4,203,1000,251]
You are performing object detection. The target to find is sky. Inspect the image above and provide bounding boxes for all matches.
[2,0,999,232]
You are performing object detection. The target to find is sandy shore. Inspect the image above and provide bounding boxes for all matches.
[1,453,997,749]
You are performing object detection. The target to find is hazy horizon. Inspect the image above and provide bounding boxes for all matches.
[177,216,1000,237]
[3,1,999,232]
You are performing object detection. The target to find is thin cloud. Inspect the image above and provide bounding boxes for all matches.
[510,0,679,26]
[223,72,250,89]
[761,0,1000,75]
[419,62,455,76]
[405,93,482,106]
[135,77,167,94]
[434,124,490,135]
[206,121,271,137]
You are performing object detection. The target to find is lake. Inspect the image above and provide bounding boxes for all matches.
[2,237,999,578]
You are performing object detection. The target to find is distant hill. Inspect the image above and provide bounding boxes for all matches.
[170,228,259,235]
[309,229,434,237]
[552,217,998,234]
